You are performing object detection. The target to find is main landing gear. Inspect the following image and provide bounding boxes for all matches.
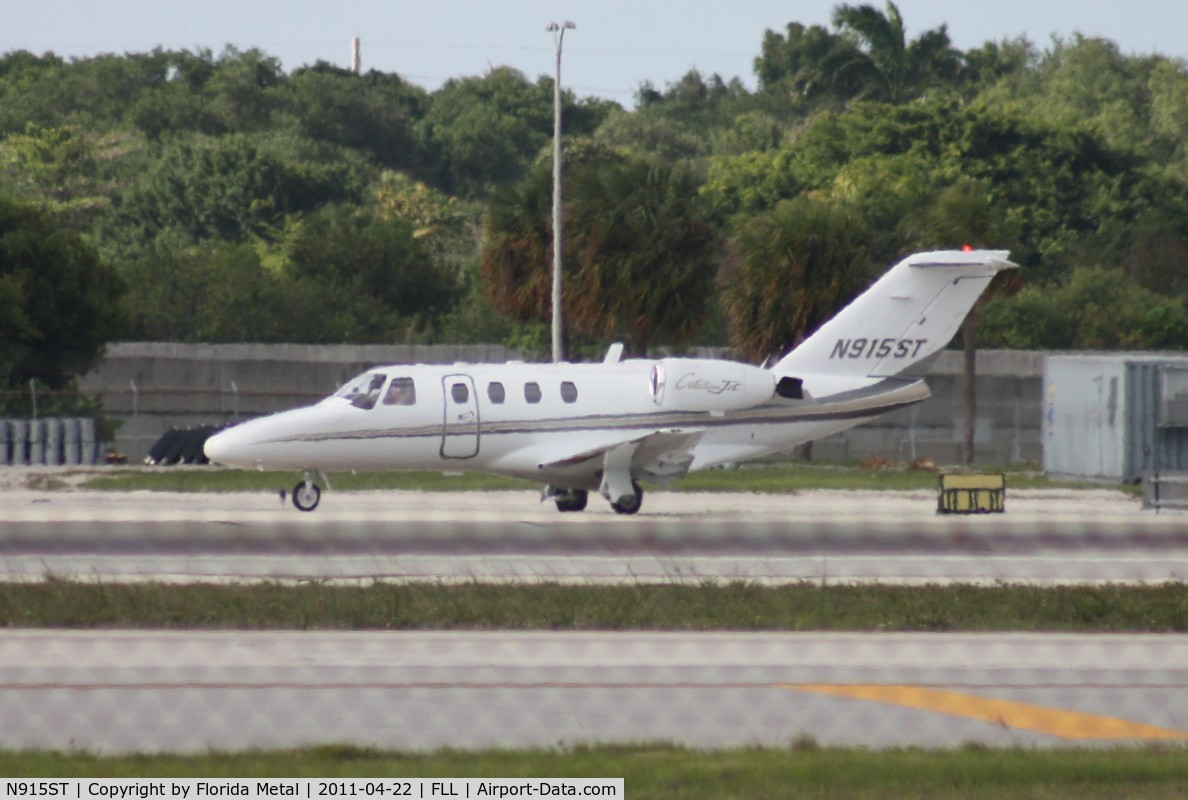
[543,481,644,514]
[542,486,589,513]
[609,481,644,516]
[600,466,644,516]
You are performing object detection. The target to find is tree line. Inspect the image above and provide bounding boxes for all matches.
[3,1,1188,407]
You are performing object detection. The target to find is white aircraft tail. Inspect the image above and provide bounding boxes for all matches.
[773,250,1017,395]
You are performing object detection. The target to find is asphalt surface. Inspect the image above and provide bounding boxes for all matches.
[0,486,1185,584]
[1,630,1185,753]
[2,482,1186,754]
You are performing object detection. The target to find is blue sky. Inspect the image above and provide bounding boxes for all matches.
[5,1,1186,103]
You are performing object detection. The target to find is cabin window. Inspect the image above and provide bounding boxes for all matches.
[383,377,417,406]
[524,382,542,403]
[450,382,470,404]
[347,373,386,410]
[560,381,578,403]
[487,381,506,404]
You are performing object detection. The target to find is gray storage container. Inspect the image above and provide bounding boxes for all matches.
[1044,354,1188,481]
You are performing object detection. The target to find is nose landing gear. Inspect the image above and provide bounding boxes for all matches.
[291,471,324,511]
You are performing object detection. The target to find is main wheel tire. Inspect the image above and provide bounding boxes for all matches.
[292,481,321,512]
[610,482,643,515]
[555,490,588,513]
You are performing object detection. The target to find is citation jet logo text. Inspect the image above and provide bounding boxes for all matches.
[831,338,928,360]
[675,372,743,394]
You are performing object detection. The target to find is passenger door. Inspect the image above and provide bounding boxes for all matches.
[440,374,480,458]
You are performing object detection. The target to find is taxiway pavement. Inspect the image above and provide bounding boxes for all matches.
[1,630,1185,753]
[2,484,1187,753]
[0,486,1184,584]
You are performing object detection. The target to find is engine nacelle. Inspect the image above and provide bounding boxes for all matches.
[649,359,776,413]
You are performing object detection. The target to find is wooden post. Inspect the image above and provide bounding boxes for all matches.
[962,306,977,465]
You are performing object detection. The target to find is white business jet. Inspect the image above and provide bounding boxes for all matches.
[204,249,1016,513]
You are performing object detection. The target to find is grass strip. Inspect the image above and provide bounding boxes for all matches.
[0,744,1186,797]
[67,462,1128,494]
[2,580,1185,631]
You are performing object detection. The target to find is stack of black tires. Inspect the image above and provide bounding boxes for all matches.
[145,425,225,465]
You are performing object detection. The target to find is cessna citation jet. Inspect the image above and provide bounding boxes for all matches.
[204,249,1016,513]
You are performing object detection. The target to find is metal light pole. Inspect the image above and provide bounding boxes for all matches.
[547,20,575,364]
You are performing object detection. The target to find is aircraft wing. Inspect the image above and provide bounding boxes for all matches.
[536,429,705,482]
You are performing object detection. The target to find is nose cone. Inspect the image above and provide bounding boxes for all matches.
[203,425,252,468]
[202,403,339,470]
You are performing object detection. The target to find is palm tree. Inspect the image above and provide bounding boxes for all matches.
[566,159,717,356]
[479,163,556,325]
[721,195,874,364]
[480,158,718,357]
[830,1,961,103]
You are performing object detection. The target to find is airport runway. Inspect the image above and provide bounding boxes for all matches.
[1,630,1186,753]
[0,487,1186,584]
[2,485,1187,753]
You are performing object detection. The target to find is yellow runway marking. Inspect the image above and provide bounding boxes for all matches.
[784,684,1188,741]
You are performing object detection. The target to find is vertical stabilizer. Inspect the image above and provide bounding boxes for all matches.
[773,250,1016,395]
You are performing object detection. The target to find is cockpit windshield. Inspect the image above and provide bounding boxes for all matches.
[335,372,387,410]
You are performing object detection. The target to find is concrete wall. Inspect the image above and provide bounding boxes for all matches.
[810,350,1046,465]
[78,342,522,461]
[77,343,1047,465]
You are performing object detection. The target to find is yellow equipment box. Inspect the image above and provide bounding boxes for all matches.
[937,473,1006,514]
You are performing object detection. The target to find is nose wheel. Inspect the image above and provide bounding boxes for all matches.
[292,479,321,511]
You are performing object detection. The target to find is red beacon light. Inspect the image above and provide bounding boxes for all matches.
[961,244,973,252]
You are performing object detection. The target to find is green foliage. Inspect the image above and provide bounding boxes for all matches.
[479,162,556,324]
[417,68,557,196]
[754,2,962,108]
[0,196,126,388]
[3,577,1187,632]
[721,195,875,361]
[0,378,114,425]
[3,18,1188,354]
[634,69,750,131]
[830,1,962,103]
[598,70,772,165]
[120,208,462,345]
[707,96,1161,286]
[982,36,1163,158]
[481,157,719,355]
[980,266,1188,350]
[712,110,785,155]
[283,63,427,173]
[120,243,312,343]
[3,746,1188,798]
[902,181,1020,252]
[755,21,853,99]
[566,159,719,354]
[593,107,708,161]
[0,123,146,230]
[961,37,1036,90]
[66,461,1107,494]
[115,133,366,247]
[285,205,462,341]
